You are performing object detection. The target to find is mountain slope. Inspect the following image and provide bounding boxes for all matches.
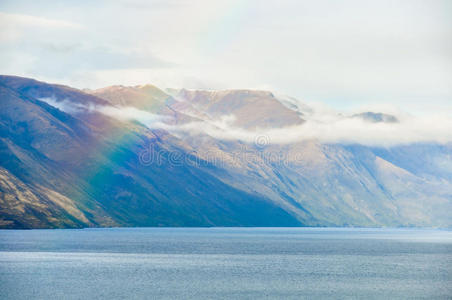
[0,76,302,228]
[171,89,305,129]
[1,75,451,228]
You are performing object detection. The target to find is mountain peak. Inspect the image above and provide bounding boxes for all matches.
[352,112,399,123]
[88,84,170,111]
[173,88,304,129]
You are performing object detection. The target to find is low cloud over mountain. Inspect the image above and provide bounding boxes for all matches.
[1,75,451,228]
[42,85,452,147]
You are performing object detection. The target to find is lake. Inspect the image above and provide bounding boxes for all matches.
[0,227,451,299]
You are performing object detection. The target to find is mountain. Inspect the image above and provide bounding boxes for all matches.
[1,75,451,228]
[0,76,300,228]
[170,89,304,129]
[88,84,169,111]
[352,112,399,123]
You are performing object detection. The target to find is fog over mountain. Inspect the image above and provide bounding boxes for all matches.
[1,75,452,228]
[41,85,452,147]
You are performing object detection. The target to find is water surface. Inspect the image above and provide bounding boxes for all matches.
[0,227,451,299]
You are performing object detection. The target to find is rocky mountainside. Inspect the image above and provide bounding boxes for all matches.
[1,75,451,228]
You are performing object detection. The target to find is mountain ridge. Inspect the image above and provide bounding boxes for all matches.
[1,75,451,228]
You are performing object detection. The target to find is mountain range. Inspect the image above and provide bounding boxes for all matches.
[1,75,451,228]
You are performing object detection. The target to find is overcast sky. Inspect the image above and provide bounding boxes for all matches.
[1,0,451,113]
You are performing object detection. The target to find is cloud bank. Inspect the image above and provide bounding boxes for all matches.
[159,113,452,147]
[39,96,452,147]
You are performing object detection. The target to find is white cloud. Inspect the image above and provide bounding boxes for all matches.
[38,96,88,114]
[166,112,452,147]
[38,92,452,147]
[1,0,451,113]
[0,12,81,28]
[0,12,81,42]
[97,105,167,125]
[38,96,167,127]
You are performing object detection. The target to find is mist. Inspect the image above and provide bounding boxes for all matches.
[39,95,452,147]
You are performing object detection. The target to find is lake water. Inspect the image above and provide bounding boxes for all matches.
[0,227,451,299]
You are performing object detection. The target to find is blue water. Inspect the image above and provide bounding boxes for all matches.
[0,227,451,299]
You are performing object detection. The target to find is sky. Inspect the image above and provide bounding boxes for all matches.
[1,0,451,114]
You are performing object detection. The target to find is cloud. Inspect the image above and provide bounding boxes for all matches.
[107,104,452,147]
[38,96,88,114]
[0,8,171,85]
[162,113,452,147]
[97,105,167,125]
[2,0,451,113]
[0,12,81,29]
[0,12,81,42]
[39,92,452,147]
[38,96,167,126]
